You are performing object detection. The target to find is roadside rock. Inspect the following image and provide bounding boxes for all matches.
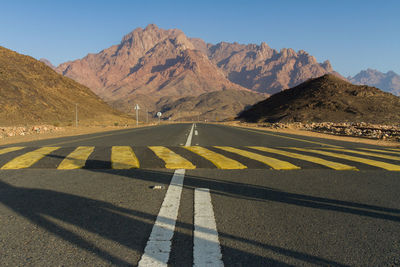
[0,125,64,139]
[248,122,400,141]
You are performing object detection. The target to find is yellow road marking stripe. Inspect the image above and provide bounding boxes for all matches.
[248,146,357,171]
[0,147,25,155]
[111,146,139,169]
[288,147,400,171]
[1,147,60,169]
[226,125,342,148]
[386,148,400,152]
[149,146,195,169]
[358,148,400,155]
[185,146,246,169]
[57,146,95,169]
[319,147,400,161]
[215,146,300,170]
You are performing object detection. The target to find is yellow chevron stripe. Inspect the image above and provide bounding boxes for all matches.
[111,146,139,169]
[288,147,400,171]
[1,147,60,169]
[149,146,195,169]
[215,146,300,170]
[185,146,246,169]
[387,148,400,151]
[57,146,95,169]
[0,147,25,155]
[358,148,400,155]
[319,147,400,161]
[249,146,357,171]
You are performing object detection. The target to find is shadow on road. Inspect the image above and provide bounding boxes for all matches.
[2,165,399,265]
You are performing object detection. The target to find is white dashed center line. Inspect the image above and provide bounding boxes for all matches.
[194,188,224,267]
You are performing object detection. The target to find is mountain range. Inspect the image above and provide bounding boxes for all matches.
[348,69,400,96]
[54,24,339,118]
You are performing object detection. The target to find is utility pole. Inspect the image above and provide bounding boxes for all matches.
[75,103,78,127]
[134,104,140,126]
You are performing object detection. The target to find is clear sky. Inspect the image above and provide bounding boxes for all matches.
[0,0,399,77]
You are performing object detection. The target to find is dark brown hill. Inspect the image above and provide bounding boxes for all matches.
[0,46,131,126]
[238,74,400,124]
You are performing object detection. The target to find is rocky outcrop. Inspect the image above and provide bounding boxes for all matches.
[250,122,400,141]
[0,125,64,138]
[207,42,340,94]
[349,69,400,96]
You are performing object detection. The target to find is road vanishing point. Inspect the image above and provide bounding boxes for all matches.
[1,123,399,266]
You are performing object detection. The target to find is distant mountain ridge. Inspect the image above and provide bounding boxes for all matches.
[55,24,339,115]
[199,41,340,94]
[349,69,400,96]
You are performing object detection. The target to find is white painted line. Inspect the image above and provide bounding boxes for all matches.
[138,169,185,267]
[194,130,198,136]
[194,188,224,267]
[139,124,195,266]
[185,123,195,147]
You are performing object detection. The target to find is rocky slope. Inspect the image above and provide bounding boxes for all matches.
[158,90,266,121]
[56,24,339,115]
[349,69,400,96]
[0,46,131,126]
[205,41,340,94]
[238,74,400,124]
[57,24,247,113]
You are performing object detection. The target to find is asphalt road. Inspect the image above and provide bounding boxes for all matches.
[1,123,399,266]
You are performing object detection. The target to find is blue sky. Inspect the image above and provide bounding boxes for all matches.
[0,0,399,76]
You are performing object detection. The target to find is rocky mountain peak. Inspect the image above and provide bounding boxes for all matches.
[349,69,400,96]
[172,33,195,51]
[56,24,343,113]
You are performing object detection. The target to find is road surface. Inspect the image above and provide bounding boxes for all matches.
[1,123,399,266]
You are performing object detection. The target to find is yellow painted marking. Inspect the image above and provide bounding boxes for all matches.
[57,146,95,169]
[149,146,195,169]
[359,148,400,155]
[249,146,358,171]
[185,146,246,169]
[215,146,300,170]
[1,147,60,169]
[0,147,25,155]
[111,146,139,169]
[319,147,400,161]
[225,125,342,148]
[288,147,400,171]
[386,148,400,152]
